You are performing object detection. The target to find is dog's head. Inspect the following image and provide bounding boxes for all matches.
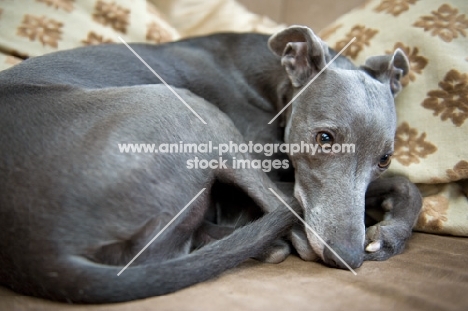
[268,26,409,269]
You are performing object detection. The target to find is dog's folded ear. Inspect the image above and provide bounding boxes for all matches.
[268,26,330,88]
[361,49,410,97]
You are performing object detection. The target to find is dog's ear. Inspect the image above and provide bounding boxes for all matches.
[361,49,410,97]
[268,26,330,88]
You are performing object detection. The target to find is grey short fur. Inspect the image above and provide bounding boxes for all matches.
[0,26,422,303]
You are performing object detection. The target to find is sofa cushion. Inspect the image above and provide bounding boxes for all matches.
[0,0,180,71]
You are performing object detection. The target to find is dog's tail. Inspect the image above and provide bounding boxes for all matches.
[28,207,296,303]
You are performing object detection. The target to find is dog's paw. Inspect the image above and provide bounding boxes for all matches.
[364,177,422,261]
[254,239,291,263]
[364,222,411,261]
[290,224,319,261]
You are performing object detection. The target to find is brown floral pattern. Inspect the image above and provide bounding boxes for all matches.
[386,42,428,87]
[446,160,468,182]
[422,69,468,127]
[93,0,130,34]
[17,14,63,48]
[374,0,418,17]
[394,122,437,166]
[36,0,74,12]
[413,4,468,42]
[0,0,179,72]
[146,22,172,44]
[82,32,113,45]
[334,25,378,59]
[416,195,449,231]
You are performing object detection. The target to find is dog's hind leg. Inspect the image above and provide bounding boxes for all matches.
[23,206,296,303]
[213,169,299,263]
[89,215,195,266]
[364,176,422,261]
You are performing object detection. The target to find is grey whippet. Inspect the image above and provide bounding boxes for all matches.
[0,26,422,303]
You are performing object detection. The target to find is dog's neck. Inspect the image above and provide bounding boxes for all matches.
[195,33,295,119]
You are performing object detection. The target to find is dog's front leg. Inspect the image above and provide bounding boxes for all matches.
[261,181,318,263]
[364,176,422,261]
[289,223,318,261]
[213,176,298,264]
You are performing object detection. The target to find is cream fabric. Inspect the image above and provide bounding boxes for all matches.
[149,0,287,38]
[319,0,468,236]
[0,0,180,71]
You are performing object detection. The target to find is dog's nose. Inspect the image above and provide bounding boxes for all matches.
[322,245,363,269]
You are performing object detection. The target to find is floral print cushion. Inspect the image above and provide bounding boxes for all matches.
[0,0,180,71]
[320,0,468,236]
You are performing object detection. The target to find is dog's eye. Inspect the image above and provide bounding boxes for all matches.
[378,154,392,169]
[316,132,334,147]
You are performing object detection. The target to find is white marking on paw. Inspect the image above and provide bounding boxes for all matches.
[365,240,381,252]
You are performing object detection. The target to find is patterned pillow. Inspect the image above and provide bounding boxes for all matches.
[319,0,468,236]
[0,0,180,71]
